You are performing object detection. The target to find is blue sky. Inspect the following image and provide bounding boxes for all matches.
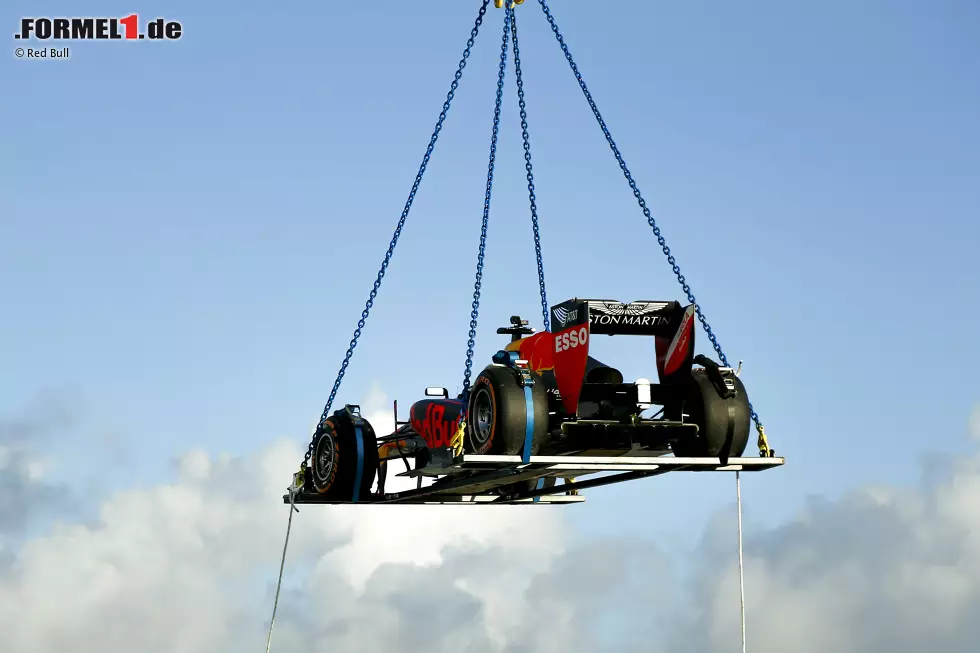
[2,0,978,554]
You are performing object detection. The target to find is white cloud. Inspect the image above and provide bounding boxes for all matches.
[362,380,395,434]
[673,448,980,653]
[0,428,571,653]
[4,391,980,652]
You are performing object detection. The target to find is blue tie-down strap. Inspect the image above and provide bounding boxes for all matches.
[494,350,537,465]
[352,419,365,503]
[521,383,535,464]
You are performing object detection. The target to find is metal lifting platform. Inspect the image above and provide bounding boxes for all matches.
[284,453,785,506]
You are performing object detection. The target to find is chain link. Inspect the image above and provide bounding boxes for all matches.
[536,0,764,433]
[461,8,512,398]
[304,0,492,467]
[511,9,550,331]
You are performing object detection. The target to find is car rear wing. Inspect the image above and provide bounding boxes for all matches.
[552,298,687,337]
[550,298,697,391]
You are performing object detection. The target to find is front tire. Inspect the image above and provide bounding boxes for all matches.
[311,408,379,501]
[465,364,550,456]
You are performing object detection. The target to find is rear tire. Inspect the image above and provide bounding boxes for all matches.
[311,408,379,501]
[669,368,751,461]
[465,364,550,456]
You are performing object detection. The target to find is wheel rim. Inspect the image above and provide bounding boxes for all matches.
[470,386,494,446]
[314,430,336,486]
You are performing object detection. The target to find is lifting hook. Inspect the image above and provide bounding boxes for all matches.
[495,0,524,8]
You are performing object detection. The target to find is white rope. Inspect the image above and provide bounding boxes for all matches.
[266,493,299,653]
[736,470,746,653]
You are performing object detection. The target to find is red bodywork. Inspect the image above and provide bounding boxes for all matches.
[505,323,590,415]
[511,299,697,416]
[409,398,465,450]
[405,300,696,436]
[655,303,695,380]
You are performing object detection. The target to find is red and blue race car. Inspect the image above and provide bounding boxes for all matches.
[294,297,757,505]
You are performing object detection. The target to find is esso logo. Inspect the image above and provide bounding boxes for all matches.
[555,327,588,352]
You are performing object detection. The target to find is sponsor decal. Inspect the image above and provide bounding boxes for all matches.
[551,300,588,330]
[552,323,589,415]
[554,326,588,352]
[411,401,463,450]
[590,313,670,327]
[588,300,671,329]
[553,306,579,328]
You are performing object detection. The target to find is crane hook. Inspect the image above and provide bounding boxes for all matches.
[495,0,524,8]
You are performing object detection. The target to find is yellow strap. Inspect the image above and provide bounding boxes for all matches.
[451,420,466,458]
[566,477,578,496]
[756,425,775,458]
[291,466,305,492]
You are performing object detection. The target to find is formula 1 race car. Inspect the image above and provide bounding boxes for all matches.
[295,297,762,505]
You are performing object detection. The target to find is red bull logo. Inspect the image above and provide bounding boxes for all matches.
[410,400,464,449]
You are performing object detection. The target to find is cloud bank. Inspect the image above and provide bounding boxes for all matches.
[1,395,979,652]
[0,392,78,539]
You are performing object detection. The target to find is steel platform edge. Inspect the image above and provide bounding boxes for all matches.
[283,454,785,507]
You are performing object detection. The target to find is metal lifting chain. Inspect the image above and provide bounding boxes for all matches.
[461,8,513,398]
[511,8,550,331]
[536,0,772,454]
[302,0,492,468]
